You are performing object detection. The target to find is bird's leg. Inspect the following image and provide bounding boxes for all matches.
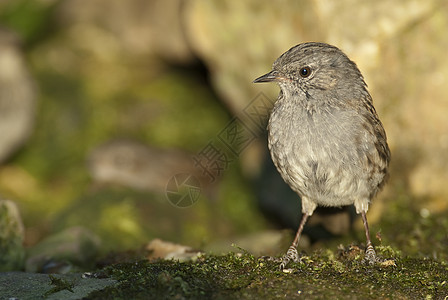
[361,210,376,264]
[280,212,310,270]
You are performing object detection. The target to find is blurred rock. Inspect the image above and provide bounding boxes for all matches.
[26,226,101,273]
[145,238,202,261]
[56,0,193,63]
[375,9,448,212]
[0,199,25,271]
[184,0,319,118]
[88,139,203,193]
[0,27,36,163]
[184,0,448,216]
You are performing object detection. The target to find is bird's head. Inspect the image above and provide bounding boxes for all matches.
[254,42,368,102]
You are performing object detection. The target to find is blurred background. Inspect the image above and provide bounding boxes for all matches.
[0,0,447,272]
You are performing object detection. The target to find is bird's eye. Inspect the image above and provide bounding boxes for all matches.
[299,67,311,78]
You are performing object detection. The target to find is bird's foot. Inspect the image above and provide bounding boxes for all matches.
[364,243,378,265]
[279,246,300,270]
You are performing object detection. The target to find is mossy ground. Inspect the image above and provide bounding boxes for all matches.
[85,245,448,300]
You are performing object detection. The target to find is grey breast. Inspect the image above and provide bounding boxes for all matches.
[268,96,373,207]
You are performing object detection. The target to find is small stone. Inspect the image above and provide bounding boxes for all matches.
[25,226,101,273]
[145,238,202,261]
[0,28,36,163]
[0,199,25,271]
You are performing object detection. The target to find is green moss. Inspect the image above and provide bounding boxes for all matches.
[85,248,448,299]
[44,274,75,297]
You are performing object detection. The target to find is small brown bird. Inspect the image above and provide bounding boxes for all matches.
[254,42,390,269]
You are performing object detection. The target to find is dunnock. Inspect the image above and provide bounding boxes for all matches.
[254,42,390,269]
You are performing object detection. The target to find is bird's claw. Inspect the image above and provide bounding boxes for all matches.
[279,246,300,270]
[364,243,378,265]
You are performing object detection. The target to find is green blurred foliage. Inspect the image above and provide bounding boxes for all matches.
[0,0,57,46]
[0,0,268,253]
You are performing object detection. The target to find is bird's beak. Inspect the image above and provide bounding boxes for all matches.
[253,70,280,83]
